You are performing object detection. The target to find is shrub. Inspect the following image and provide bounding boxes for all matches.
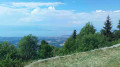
[77,33,107,51]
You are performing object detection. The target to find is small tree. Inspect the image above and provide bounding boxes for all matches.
[72,30,77,39]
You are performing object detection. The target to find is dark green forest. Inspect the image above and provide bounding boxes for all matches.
[0,16,120,67]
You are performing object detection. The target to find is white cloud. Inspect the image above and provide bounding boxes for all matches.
[11,2,64,8]
[0,6,28,15]
[31,8,41,15]
[48,6,55,10]
[114,10,120,13]
[21,8,120,28]
[0,2,120,29]
[96,10,105,13]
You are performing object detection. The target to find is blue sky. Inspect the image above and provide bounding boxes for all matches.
[0,0,120,37]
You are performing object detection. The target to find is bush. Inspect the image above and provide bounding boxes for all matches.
[76,33,107,51]
[38,44,54,59]
[63,37,76,54]
[0,54,23,67]
[0,42,18,60]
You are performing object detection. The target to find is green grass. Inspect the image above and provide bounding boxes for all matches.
[25,45,120,67]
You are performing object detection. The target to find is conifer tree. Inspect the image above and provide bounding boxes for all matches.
[72,30,77,39]
[101,16,112,41]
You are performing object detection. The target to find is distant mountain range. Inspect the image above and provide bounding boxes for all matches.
[0,36,70,48]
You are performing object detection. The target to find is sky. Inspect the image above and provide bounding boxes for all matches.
[0,0,120,37]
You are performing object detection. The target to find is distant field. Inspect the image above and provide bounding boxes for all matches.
[25,44,120,67]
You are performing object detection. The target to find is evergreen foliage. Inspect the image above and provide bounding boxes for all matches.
[101,16,113,41]
[72,30,77,39]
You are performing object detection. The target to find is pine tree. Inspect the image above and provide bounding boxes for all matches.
[101,16,112,41]
[72,30,77,39]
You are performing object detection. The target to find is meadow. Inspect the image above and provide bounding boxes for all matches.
[25,44,120,67]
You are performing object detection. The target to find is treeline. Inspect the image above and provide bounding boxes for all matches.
[59,16,120,55]
[0,16,120,67]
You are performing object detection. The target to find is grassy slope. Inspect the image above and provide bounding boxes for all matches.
[25,44,120,67]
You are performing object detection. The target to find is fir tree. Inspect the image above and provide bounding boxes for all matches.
[101,16,112,41]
